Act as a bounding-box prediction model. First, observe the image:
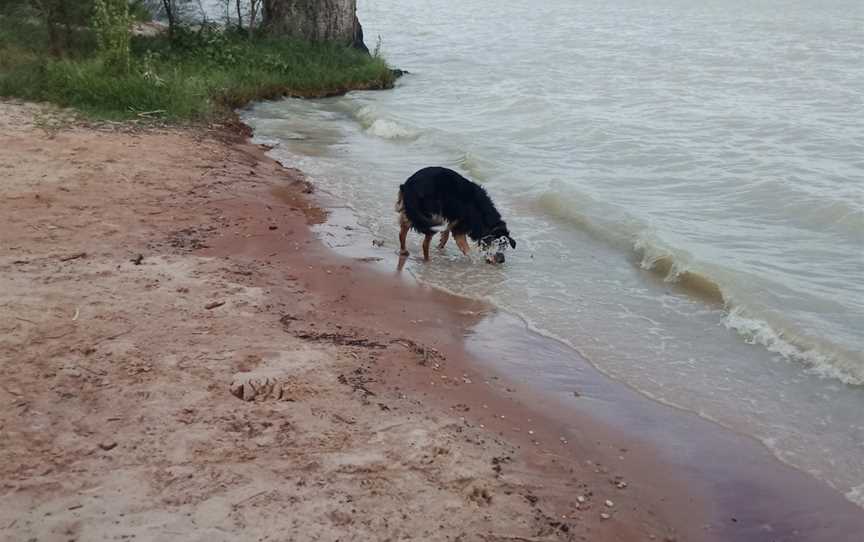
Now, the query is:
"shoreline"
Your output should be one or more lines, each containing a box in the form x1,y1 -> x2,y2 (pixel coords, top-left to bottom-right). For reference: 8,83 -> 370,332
1,100 -> 861,541
0,100 -> 683,541
201,139 -> 704,539
295,148 -> 864,541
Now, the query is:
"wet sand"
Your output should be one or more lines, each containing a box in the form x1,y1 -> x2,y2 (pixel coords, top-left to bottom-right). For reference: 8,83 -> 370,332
1,100 -> 861,541
306,181 -> 864,542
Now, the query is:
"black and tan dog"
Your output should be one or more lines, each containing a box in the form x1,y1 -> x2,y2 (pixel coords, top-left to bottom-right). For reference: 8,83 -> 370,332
396,167 -> 516,262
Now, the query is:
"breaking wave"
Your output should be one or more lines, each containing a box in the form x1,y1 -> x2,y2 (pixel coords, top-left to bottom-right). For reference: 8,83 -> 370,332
366,118 -> 420,140
352,105 -> 420,141
536,189 -> 864,386
847,485 -> 864,508
723,308 -> 864,386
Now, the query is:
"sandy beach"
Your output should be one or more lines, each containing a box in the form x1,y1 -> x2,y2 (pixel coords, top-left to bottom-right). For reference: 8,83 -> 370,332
0,100 -> 691,542
2,100 -> 863,542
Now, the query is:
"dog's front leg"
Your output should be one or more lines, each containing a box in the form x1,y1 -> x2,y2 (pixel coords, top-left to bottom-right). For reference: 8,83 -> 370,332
437,230 -> 450,250
422,233 -> 433,261
399,222 -> 410,256
454,234 -> 471,256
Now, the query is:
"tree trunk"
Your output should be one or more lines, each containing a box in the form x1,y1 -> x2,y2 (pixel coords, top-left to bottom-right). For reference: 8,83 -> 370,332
34,0 -> 65,56
248,0 -> 262,36
262,0 -> 368,52
161,0 -> 176,39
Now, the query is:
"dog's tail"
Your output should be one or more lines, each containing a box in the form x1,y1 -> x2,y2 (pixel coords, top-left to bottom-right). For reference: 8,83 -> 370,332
397,184 -> 438,235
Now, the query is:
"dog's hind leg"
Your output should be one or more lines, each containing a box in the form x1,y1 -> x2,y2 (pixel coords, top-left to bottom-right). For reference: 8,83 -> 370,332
454,233 -> 471,256
422,233 -> 433,261
399,222 -> 410,256
437,230 -> 450,250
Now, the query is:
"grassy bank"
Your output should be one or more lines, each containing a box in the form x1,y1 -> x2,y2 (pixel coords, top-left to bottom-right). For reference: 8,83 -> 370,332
0,17 -> 394,121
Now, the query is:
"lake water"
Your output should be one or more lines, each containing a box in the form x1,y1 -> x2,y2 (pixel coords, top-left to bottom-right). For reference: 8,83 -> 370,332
239,0 -> 864,506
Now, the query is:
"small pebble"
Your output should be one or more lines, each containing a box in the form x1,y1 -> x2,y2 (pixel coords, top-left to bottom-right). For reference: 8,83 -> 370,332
605,500 -> 614,508
600,513 -> 611,520
576,495 -> 586,503
616,481 -> 628,489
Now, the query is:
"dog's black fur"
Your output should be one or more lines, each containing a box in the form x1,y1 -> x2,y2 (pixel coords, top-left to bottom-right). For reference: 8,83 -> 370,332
397,167 -> 515,256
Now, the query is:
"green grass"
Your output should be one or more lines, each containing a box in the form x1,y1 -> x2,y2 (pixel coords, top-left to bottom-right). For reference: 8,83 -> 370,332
0,18 -> 394,121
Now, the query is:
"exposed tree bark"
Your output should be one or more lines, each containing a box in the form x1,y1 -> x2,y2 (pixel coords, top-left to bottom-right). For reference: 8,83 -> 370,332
262,0 -> 368,52
248,0 -> 261,35
161,0 -> 176,38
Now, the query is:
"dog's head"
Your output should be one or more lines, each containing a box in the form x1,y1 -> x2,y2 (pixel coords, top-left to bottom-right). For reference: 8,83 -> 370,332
480,221 -> 516,249
479,222 -> 516,265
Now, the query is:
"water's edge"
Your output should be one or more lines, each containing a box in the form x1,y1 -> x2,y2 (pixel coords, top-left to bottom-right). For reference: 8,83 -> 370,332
292,155 -> 863,513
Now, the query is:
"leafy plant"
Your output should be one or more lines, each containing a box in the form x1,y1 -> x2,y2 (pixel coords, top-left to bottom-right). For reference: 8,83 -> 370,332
0,12 -> 394,122
92,0 -> 131,73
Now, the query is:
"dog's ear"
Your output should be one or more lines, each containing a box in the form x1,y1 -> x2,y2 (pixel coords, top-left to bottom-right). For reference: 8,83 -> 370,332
507,235 -> 516,249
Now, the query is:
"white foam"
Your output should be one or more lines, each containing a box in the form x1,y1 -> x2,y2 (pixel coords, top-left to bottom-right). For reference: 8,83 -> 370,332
352,105 -> 420,141
723,307 -> 864,386
366,118 -> 419,141
845,484 -> 864,508
631,231 -> 864,388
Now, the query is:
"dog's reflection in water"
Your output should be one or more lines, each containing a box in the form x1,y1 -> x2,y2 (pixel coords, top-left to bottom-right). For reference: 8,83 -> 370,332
396,167 -> 515,263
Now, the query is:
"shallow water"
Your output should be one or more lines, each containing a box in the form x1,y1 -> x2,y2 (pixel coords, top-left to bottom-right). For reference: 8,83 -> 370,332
240,0 -> 864,505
